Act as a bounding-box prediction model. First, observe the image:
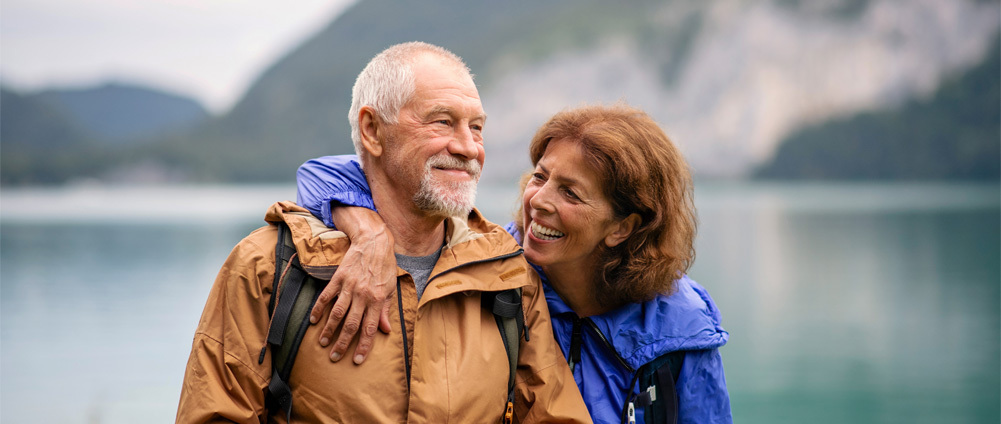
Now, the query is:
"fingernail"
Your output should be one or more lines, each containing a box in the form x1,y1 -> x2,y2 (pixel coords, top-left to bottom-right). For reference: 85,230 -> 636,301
330,352 -> 341,362
320,337 -> 329,346
310,315 -> 317,324
354,354 -> 365,364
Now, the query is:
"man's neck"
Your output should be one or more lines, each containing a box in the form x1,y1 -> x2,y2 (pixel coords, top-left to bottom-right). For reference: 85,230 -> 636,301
369,177 -> 447,257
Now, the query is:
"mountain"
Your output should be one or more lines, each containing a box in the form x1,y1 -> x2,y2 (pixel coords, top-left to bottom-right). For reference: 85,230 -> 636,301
156,0 -> 625,182
754,36 -> 1000,180
0,83 -> 209,184
159,0 -> 999,184
1,87 -> 110,184
475,0 -> 1001,180
33,82 -> 209,144
1,87 -> 88,149
3,0 -> 999,185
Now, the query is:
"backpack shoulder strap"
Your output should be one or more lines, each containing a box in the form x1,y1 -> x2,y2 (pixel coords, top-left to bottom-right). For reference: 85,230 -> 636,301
626,350 -> 686,424
483,288 -> 527,424
269,221 -> 296,314
259,222 -> 330,422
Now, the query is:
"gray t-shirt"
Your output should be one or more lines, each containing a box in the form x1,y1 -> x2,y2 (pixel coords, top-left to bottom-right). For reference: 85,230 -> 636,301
395,246 -> 443,300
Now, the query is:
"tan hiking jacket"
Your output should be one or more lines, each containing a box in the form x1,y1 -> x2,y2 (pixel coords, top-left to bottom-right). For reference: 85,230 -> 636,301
176,201 -> 590,423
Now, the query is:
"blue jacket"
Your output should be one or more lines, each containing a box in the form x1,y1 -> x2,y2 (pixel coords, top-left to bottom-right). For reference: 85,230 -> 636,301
297,155 -> 733,424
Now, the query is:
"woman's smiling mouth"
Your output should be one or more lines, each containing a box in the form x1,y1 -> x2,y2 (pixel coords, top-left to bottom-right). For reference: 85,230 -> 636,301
530,221 -> 565,240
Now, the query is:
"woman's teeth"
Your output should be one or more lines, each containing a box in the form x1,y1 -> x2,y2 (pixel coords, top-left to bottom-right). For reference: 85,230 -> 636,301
530,222 -> 565,241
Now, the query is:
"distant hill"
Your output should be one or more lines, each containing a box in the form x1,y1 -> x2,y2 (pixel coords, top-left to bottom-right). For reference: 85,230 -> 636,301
754,36 -> 1000,180
154,0 -> 1000,184
0,83 -> 209,184
153,0 -> 615,182
1,87 -> 88,149
2,0 -> 999,185
1,87 -> 111,184
33,82 -> 209,144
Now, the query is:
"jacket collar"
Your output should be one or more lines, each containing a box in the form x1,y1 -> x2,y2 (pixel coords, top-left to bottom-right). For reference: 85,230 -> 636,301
580,276 -> 729,370
266,201 -> 532,303
542,274 -> 729,370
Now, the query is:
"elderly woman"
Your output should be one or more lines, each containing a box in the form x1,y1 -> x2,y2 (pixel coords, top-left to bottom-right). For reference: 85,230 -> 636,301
296,104 -> 732,423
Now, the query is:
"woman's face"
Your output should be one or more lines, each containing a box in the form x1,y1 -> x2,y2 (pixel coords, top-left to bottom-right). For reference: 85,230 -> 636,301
521,138 -> 631,271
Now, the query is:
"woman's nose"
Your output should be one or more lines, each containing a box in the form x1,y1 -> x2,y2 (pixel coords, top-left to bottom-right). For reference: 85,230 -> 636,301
529,184 -> 555,213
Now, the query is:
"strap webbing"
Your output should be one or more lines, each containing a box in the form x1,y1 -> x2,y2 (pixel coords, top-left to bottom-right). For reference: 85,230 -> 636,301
654,361 -> 679,424
484,289 -> 524,423
266,260 -> 307,346
270,223 -> 295,313
263,222 -> 331,421
266,369 -> 294,423
620,351 -> 685,424
492,289 -> 528,340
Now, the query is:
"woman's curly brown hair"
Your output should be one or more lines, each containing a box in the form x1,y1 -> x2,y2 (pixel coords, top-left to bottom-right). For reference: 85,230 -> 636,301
520,104 -> 697,308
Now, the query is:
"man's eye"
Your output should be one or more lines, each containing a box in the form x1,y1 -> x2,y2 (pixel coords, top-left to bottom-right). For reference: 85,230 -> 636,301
471,124 -> 483,132
436,119 -> 451,126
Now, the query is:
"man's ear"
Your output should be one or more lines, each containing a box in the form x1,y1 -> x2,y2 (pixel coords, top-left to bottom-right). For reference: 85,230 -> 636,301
604,213 -> 641,248
358,106 -> 384,157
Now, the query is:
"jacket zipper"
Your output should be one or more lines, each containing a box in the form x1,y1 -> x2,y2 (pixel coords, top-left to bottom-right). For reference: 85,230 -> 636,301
397,279 -> 410,391
584,319 -> 646,424
584,318 -> 635,373
396,248 -> 523,390
567,317 -> 635,375
584,318 -> 650,424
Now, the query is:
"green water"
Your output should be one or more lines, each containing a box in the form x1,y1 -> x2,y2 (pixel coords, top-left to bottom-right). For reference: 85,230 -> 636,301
691,183 -> 1000,423
1,182 -> 998,423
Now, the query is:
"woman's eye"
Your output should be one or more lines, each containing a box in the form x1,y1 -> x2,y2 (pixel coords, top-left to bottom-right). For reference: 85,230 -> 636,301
531,172 -> 545,181
562,187 -> 580,201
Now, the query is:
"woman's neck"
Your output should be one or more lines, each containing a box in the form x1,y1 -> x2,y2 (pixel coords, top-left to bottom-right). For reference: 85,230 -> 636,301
543,262 -> 612,318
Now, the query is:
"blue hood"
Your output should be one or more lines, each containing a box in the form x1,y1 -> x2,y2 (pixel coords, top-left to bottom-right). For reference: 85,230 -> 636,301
561,275 -> 728,370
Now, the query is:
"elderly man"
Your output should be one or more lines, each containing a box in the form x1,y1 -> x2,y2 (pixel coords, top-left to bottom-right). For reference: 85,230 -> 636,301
176,42 -> 590,423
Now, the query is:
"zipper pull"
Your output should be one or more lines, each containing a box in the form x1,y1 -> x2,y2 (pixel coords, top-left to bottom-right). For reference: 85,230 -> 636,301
627,401 -> 636,424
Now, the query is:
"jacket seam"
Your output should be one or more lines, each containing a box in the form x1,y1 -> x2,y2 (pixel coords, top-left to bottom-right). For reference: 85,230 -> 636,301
193,330 -> 269,384
239,231 -> 277,265
693,283 -> 726,332
513,360 -> 567,386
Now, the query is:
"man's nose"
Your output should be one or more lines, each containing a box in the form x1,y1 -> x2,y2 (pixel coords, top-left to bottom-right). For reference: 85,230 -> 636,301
448,125 -> 479,160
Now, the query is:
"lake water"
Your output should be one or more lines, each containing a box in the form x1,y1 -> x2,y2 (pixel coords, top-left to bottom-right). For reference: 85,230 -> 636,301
1,182 -> 998,423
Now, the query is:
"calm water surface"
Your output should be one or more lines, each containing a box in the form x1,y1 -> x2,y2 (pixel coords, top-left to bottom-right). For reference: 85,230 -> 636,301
1,182 -> 998,423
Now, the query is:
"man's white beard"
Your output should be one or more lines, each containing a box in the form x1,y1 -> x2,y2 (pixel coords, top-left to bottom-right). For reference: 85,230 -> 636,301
413,154 -> 481,217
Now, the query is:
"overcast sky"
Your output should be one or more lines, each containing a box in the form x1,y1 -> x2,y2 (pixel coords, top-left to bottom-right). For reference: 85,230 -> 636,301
1,0 -> 356,113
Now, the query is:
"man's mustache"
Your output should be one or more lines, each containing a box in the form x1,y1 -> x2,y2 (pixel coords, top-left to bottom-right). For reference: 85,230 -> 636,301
426,155 -> 481,178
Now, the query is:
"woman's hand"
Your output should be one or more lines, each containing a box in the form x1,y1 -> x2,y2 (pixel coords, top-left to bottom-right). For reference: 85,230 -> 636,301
309,205 -> 396,364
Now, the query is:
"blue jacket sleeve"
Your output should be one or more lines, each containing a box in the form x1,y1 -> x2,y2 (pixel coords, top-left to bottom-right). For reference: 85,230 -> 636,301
677,348 -> 732,424
296,155 -> 376,228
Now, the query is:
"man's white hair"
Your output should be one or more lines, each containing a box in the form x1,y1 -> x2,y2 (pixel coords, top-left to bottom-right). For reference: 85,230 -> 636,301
348,42 -> 471,155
